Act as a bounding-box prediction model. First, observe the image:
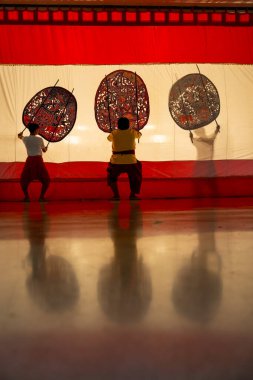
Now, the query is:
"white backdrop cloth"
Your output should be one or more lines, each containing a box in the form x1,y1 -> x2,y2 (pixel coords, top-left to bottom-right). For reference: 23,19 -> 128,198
0,63 -> 253,163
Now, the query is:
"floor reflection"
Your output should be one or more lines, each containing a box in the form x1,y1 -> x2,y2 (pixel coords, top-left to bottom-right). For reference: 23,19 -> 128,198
1,200 -> 253,379
98,201 -> 152,323
23,203 -> 80,312
172,207 -> 222,323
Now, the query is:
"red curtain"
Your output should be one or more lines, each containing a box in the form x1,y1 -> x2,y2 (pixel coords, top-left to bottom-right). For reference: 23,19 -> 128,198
1,24 -> 253,64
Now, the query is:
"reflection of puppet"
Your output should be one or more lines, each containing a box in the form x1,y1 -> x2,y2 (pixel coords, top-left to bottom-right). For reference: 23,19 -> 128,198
98,202 -> 152,323
172,210 -> 222,323
23,203 -> 79,312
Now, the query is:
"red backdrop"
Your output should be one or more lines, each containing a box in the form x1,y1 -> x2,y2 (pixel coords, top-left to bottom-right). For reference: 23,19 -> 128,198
1,25 -> 253,64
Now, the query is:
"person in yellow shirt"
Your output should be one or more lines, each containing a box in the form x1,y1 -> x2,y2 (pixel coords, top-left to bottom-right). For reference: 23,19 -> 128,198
107,117 -> 142,200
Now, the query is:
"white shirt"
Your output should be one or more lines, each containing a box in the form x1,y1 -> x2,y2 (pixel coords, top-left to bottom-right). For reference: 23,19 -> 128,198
22,135 -> 45,156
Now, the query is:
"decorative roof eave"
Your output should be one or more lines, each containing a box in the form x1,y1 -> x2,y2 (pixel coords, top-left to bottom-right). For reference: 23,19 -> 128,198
1,0 -> 253,8
1,2 -> 253,26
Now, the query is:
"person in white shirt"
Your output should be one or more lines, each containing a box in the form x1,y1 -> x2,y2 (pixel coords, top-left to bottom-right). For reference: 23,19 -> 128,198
18,123 -> 50,202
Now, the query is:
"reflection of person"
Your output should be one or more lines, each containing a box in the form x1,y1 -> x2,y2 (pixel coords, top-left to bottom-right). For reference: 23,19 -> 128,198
23,203 -> 79,312
107,117 -> 142,200
18,123 -> 50,202
98,202 -> 152,323
172,209 -> 222,323
190,124 -> 220,161
190,125 -> 220,196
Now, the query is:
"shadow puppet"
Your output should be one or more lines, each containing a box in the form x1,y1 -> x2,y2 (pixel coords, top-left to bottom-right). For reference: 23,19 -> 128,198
23,203 -> 79,312
98,201 -> 152,323
169,70 -> 221,198
172,208 -> 222,323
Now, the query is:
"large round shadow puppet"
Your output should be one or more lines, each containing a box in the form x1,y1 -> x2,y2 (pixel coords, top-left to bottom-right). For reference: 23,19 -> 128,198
169,72 -> 220,130
95,70 -> 150,132
22,82 -> 77,143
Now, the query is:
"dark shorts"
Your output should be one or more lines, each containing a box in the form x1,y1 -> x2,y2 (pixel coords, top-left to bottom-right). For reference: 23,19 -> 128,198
107,161 -> 142,194
21,156 -> 50,185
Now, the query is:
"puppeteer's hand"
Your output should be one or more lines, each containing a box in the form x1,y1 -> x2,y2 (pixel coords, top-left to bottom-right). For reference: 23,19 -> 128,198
216,124 -> 221,133
189,131 -> 194,143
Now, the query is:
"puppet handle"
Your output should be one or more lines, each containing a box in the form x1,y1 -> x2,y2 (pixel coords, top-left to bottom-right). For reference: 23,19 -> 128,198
46,88 -> 74,148
196,64 -> 220,128
135,72 -> 139,131
105,75 -> 112,132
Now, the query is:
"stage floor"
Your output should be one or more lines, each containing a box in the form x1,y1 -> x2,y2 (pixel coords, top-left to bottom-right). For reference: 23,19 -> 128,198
0,198 -> 253,380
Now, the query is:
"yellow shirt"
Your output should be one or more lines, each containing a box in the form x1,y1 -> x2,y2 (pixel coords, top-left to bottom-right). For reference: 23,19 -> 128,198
107,129 -> 142,164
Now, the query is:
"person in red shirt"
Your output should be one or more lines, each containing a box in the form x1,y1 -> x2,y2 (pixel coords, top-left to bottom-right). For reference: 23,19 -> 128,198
107,117 -> 142,200
18,123 -> 50,202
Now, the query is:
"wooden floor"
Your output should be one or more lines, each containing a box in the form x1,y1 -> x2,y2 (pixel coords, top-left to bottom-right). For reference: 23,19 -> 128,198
0,198 -> 253,380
